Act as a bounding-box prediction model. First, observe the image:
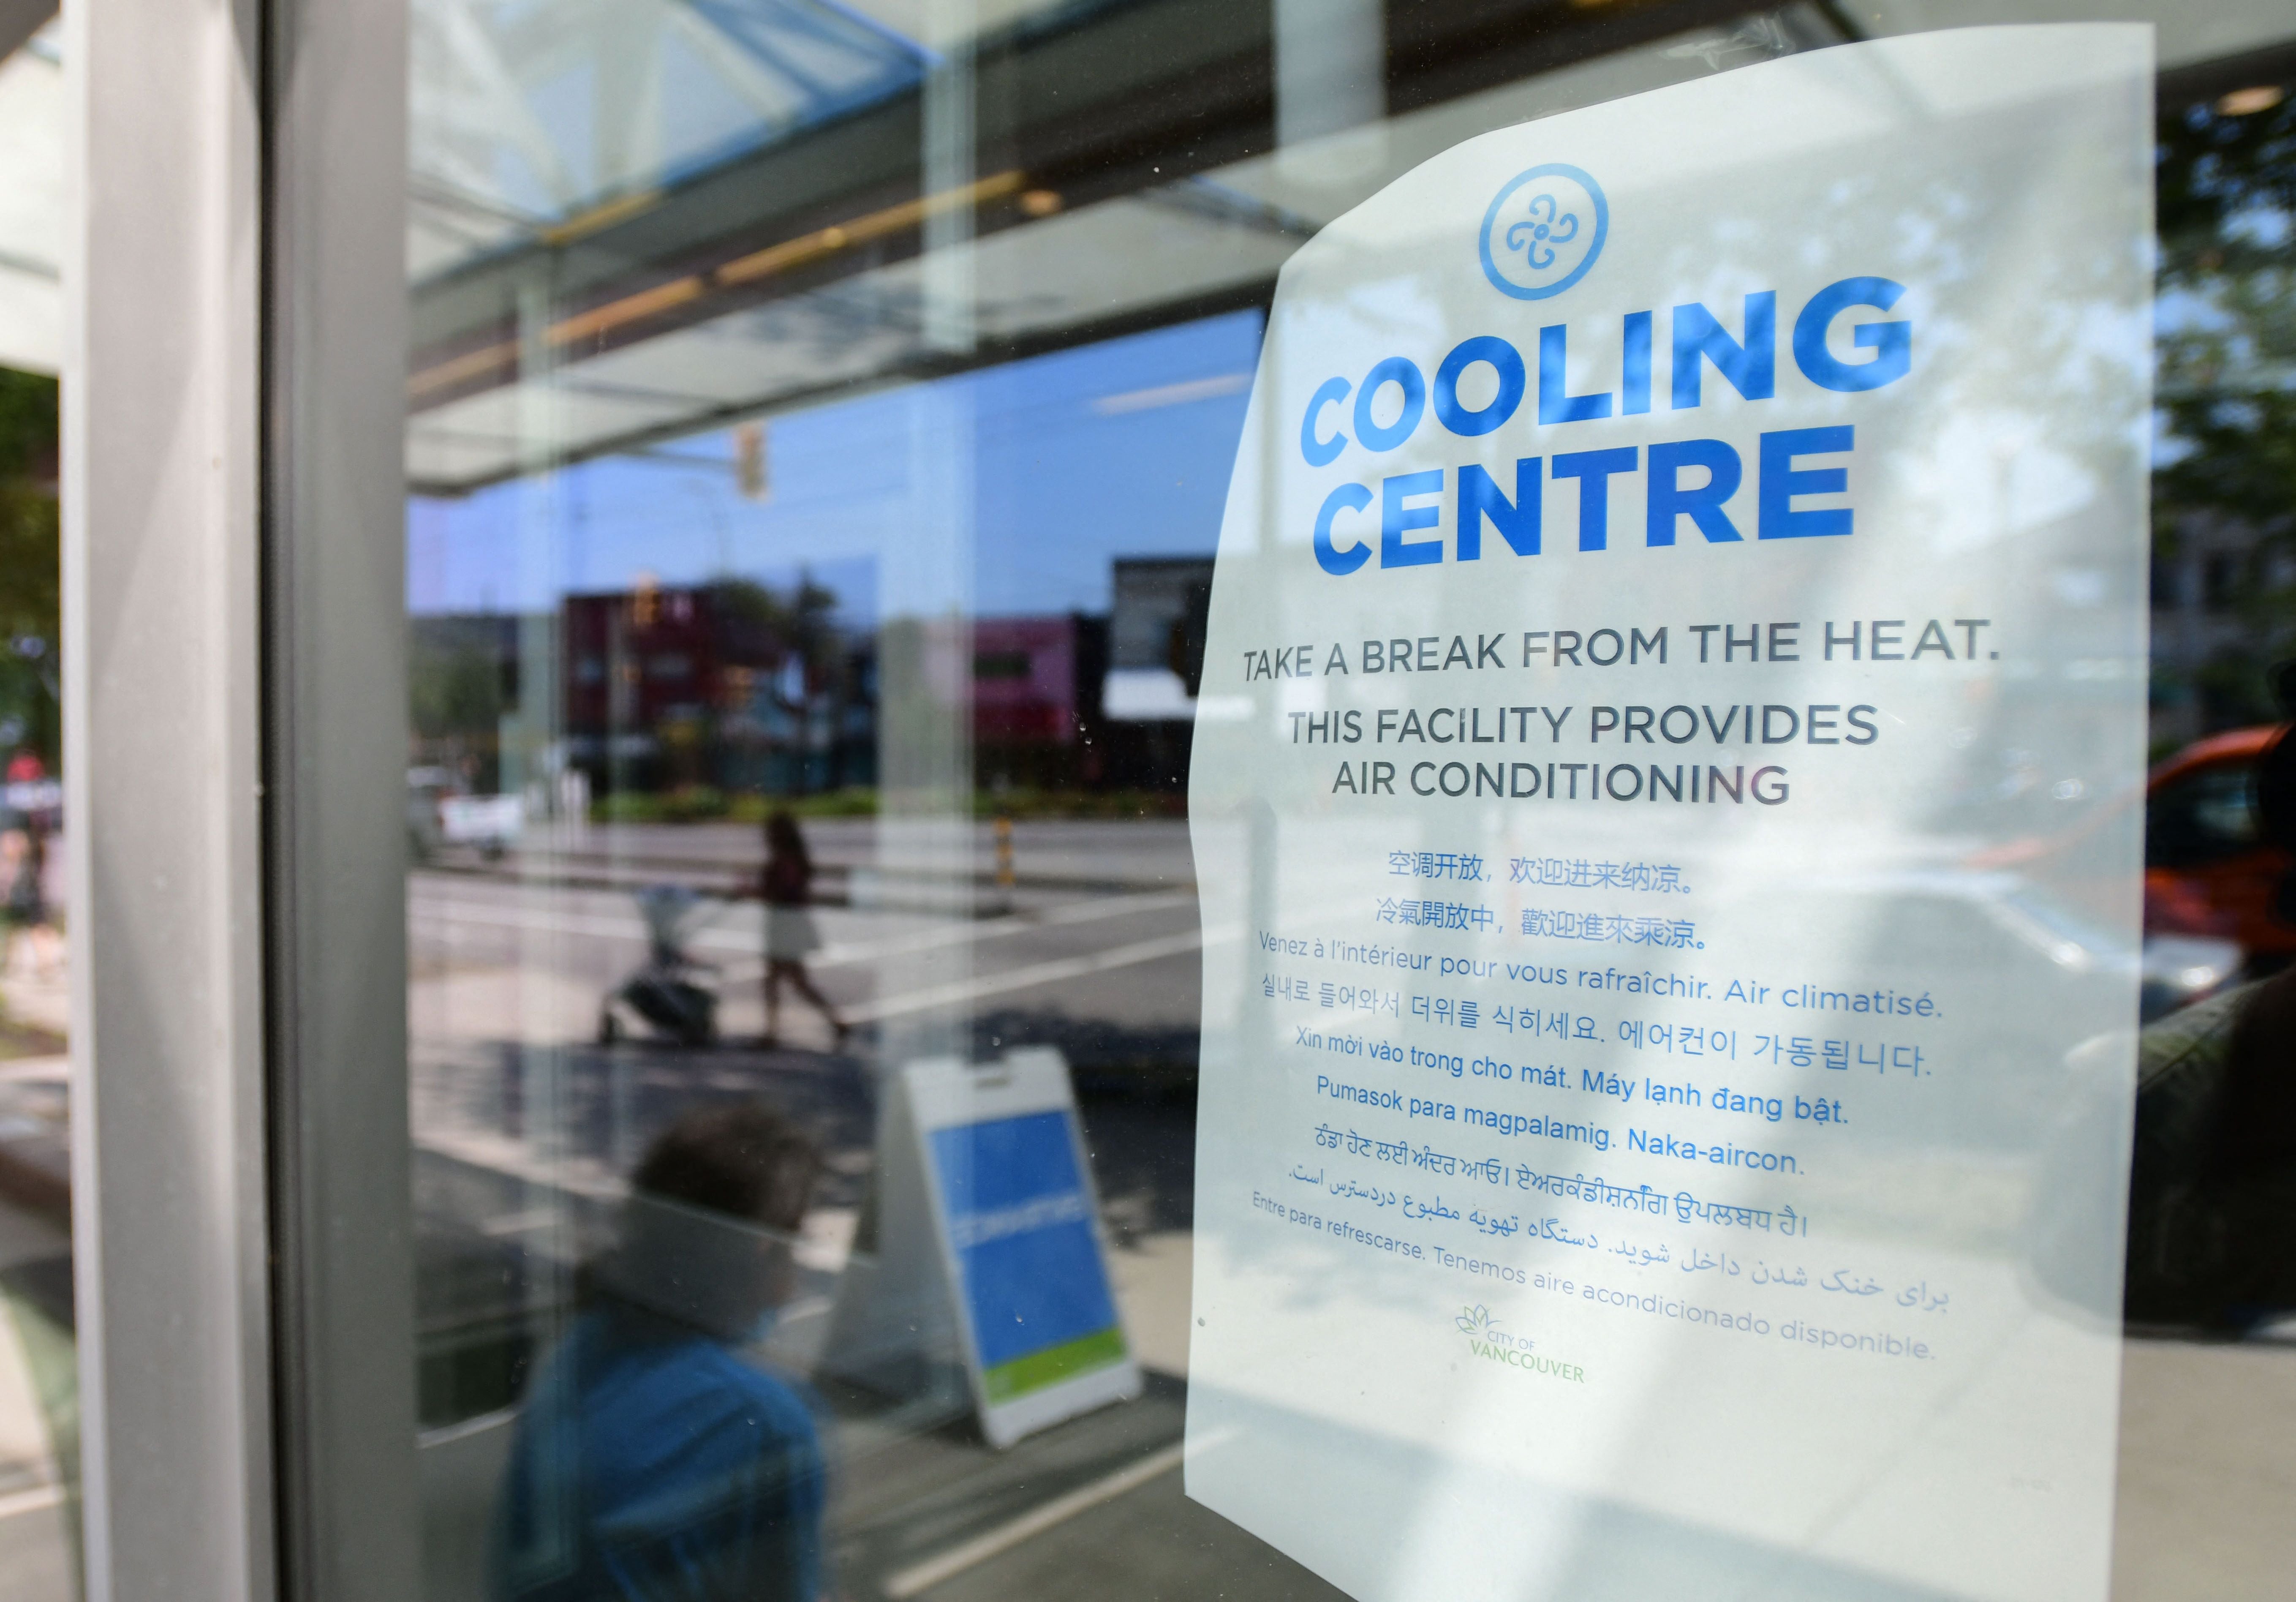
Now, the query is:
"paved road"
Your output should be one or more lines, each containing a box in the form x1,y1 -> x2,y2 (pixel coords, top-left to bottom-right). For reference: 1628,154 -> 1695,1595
409,821 -> 1252,1599
408,815 -> 1216,1215
403,820 -> 2296,1602
410,856 -> 1212,1065
430,816 -> 1200,898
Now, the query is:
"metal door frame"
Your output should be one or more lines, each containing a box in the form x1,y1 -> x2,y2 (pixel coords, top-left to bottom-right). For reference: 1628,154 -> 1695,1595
63,0 -> 416,1594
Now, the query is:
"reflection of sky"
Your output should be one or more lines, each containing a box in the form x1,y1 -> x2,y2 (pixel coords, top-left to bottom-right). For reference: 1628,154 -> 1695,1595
406,308 -> 1262,622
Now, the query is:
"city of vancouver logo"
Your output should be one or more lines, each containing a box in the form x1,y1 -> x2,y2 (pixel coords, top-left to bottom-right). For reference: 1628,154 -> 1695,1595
1453,1303 -> 1591,1384
1455,1304 -> 1507,1338
1478,163 -> 1607,300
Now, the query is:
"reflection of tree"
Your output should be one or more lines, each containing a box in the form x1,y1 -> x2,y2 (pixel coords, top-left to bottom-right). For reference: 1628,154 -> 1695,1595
703,573 -> 873,800
409,618 -> 515,788
0,372 -> 58,769
703,573 -> 844,695
2155,93 -> 2296,724
2158,92 -> 2296,296
410,638 -> 509,743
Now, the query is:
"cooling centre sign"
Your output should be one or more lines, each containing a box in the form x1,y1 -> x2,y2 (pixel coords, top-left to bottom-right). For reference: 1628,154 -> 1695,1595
1300,169 -> 1916,585
1185,27 -> 2152,1602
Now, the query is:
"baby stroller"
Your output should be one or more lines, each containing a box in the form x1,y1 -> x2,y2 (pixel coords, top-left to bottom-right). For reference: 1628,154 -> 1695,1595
598,884 -> 720,1047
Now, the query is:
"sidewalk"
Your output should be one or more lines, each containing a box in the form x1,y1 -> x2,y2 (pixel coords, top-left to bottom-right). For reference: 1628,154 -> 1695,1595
0,963 -> 60,1058
0,959 -> 75,1600
0,963 -> 65,1222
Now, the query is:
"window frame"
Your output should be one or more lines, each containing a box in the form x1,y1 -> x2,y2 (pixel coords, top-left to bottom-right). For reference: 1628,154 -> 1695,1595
65,0 -> 418,1594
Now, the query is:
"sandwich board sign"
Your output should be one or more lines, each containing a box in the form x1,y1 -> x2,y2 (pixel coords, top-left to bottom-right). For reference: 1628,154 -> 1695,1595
825,1047 -> 1141,1447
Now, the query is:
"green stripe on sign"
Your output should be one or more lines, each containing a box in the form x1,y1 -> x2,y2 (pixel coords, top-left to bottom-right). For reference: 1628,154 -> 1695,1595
981,1327 -> 1128,1403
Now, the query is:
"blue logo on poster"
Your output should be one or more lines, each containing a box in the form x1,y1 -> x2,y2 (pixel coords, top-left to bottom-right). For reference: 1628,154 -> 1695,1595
1479,164 -> 1607,300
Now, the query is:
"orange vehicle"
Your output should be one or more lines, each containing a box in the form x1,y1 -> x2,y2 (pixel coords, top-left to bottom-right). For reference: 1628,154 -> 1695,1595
2144,725 -> 2296,961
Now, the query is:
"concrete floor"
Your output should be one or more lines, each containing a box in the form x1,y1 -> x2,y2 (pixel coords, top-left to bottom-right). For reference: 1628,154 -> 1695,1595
0,959 -> 76,1602
5,819 -> 2296,1600
2112,1336 -> 2296,1601
403,824 -> 2296,1602
0,1190 -> 73,1602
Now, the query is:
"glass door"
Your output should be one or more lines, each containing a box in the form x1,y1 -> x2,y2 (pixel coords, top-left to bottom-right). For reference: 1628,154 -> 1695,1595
351,3 -> 2296,1598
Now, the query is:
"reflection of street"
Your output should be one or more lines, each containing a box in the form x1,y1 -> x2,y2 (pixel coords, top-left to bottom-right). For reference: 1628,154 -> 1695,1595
409,818 -> 1325,1600
0,957 -> 73,1602
2116,1336 -> 2296,1599
412,817 -> 1213,1063
0,1188 -> 72,1602
405,820 -> 1219,1350
407,819 -> 2296,1602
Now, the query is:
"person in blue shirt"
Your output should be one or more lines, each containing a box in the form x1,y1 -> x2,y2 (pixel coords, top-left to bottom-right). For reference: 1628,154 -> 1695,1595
493,1103 -> 830,1601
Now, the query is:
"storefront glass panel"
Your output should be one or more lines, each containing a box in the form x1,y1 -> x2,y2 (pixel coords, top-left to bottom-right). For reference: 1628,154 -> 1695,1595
396,5 -> 2296,1599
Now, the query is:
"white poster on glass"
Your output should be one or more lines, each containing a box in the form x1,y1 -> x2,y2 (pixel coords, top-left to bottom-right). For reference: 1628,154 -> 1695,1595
1184,26 -> 2151,1602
